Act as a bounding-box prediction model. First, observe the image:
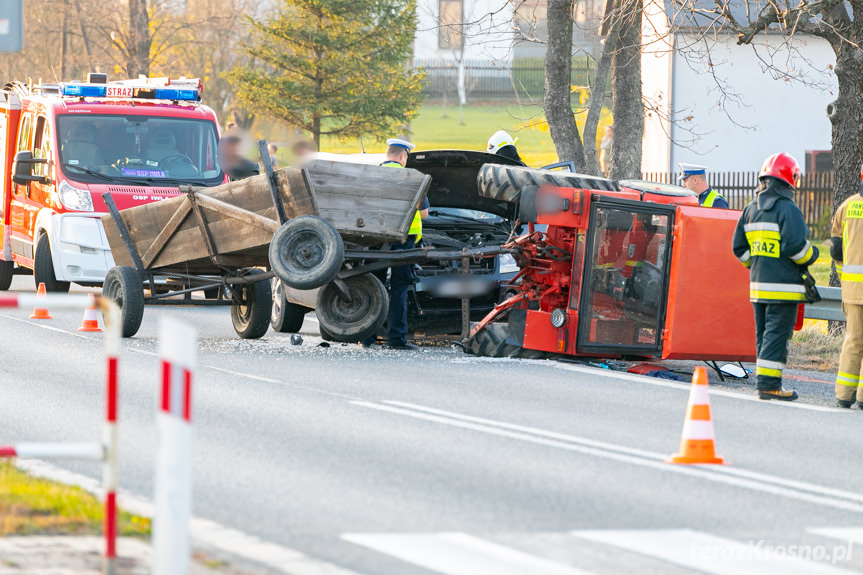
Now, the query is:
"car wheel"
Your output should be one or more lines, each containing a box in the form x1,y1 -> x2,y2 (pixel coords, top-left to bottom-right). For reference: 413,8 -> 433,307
34,234 -> 70,293
0,260 -> 12,291
270,278 -> 310,333
230,268 -> 272,339
102,266 -> 145,338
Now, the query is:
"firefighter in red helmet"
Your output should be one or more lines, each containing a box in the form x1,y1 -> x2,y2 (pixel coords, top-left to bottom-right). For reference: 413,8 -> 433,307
732,153 -> 819,401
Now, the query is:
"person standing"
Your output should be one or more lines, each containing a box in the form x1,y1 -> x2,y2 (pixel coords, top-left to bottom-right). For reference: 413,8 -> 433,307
361,138 -> 429,350
830,166 -> 863,408
679,163 -> 729,208
487,130 -> 526,166
732,153 -> 819,401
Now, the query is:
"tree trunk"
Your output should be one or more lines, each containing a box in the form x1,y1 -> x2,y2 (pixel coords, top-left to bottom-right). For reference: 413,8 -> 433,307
74,0 -> 94,72
582,36 -> 614,176
543,0 -> 585,169
59,0 -> 68,80
127,0 -> 151,77
610,0 -> 643,179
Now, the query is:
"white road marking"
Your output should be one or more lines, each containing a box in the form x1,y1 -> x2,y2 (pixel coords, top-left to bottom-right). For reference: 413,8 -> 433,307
547,361 -> 842,412
572,529 -> 856,575
16,459 -> 360,575
352,401 -> 863,513
384,401 -> 863,504
342,532 -> 595,575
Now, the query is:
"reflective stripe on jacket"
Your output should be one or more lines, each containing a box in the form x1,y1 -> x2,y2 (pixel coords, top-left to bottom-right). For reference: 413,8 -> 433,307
381,160 -> 422,240
831,194 -> 863,303
700,188 -> 728,208
732,178 -> 819,303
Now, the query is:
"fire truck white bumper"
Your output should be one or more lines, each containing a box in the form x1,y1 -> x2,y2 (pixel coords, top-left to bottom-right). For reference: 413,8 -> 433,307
47,212 -> 115,284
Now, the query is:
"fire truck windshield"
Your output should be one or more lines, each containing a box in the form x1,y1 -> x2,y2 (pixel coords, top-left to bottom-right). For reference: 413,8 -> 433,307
56,114 -> 223,185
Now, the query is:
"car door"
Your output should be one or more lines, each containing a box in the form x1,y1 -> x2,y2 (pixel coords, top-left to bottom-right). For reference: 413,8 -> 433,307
9,112 -> 33,262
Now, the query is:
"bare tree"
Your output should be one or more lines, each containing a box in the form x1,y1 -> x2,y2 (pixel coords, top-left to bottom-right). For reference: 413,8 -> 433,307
609,0 -> 643,179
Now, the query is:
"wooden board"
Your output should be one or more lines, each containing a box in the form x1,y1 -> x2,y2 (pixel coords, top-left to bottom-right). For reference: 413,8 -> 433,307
303,159 -> 431,244
102,168 -> 316,271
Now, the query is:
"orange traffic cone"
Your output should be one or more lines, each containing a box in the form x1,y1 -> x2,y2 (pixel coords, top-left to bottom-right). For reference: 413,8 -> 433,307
29,282 -> 53,320
667,366 -> 725,465
77,297 -> 102,332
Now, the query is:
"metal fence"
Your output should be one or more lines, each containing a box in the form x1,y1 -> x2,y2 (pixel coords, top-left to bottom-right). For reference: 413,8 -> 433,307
643,171 -> 835,238
415,58 -> 596,100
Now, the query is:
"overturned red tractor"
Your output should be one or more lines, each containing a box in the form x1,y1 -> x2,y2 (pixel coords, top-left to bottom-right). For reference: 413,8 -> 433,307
467,166 -> 757,362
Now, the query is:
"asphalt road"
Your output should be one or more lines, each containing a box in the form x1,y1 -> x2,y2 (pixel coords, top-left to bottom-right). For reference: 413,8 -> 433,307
2,275 -> 862,575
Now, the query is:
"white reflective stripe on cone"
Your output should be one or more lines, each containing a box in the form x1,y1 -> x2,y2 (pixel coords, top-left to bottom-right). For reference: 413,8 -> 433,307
680,419 -> 716,441
690,385 -> 711,405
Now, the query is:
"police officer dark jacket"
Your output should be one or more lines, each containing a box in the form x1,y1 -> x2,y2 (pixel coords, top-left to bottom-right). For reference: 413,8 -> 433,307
732,169 -> 819,302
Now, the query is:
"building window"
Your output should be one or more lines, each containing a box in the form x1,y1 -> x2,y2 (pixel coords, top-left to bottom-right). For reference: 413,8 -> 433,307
439,0 -> 463,50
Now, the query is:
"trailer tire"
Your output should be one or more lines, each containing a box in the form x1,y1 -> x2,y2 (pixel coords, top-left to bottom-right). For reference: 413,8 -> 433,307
102,266 -> 145,338
315,274 -> 387,343
468,323 -> 547,359
34,234 -> 70,293
0,260 -> 12,291
270,278 -> 310,333
477,164 -> 618,204
269,216 -> 344,290
230,268 -> 272,339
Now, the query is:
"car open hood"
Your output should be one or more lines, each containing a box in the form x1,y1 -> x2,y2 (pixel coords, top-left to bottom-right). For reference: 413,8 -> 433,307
407,150 -> 522,219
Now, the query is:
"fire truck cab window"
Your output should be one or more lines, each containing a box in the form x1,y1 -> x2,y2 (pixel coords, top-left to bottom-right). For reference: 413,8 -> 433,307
578,202 -> 673,353
56,114 -> 222,185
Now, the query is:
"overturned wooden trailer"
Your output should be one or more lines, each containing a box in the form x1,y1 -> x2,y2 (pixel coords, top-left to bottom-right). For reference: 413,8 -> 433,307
101,154 -> 433,340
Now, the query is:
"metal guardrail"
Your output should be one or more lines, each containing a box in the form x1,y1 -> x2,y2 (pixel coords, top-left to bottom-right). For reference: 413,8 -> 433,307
804,286 -> 844,322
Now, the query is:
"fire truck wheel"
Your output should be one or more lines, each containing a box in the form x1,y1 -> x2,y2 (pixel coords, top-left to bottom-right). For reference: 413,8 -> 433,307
477,164 -> 618,203
269,216 -> 344,290
230,269 -> 272,339
315,274 -> 387,343
0,260 -> 12,291
102,266 -> 145,338
34,234 -> 70,293
468,323 -> 547,359
270,278 -> 310,333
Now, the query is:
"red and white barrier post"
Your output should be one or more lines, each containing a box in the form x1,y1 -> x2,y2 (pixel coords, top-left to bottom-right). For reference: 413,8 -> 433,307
0,293 -> 121,575
152,316 -> 197,575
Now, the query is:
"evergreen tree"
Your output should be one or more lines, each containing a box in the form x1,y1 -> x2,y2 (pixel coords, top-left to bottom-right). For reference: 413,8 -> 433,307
229,0 -> 424,147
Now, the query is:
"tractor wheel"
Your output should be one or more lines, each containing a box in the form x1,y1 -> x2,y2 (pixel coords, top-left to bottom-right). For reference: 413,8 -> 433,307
468,323 -> 547,359
270,278 -> 310,333
269,216 -> 344,290
230,268 -> 272,339
315,274 -> 387,343
102,266 -> 145,338
34,234 -> 70,293
477,164 -> 618,204
0,260 -> 12,291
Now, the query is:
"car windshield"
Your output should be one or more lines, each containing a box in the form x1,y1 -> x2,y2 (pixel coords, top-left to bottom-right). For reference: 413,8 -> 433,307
430,207 -> 505,223
56,114 -> 222,185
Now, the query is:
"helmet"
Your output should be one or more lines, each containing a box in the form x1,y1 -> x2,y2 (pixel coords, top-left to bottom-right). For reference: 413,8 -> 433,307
487,130 -> 518,154
758,153 -> 800,188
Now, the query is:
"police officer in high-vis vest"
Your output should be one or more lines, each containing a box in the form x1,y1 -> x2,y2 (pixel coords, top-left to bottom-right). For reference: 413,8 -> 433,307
679,163 -> 728,208
830,165 -> 863,408
732,153 -> 819,401
361,138 -> 429,350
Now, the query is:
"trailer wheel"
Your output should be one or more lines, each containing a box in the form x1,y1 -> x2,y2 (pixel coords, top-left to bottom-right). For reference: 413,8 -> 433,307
0,260 -> 12,291
34,234 -> 70,293
315,274 -> 387,343
230,268 -> 272,339
468,323 -> 547,359
477,164 -> 618,203
270,278 -> 310,333
269,216 -> 344,290
102,266 -> 145,338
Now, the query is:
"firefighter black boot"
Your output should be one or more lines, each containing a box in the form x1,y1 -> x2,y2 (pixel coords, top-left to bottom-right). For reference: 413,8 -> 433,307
758,389 -> 799,401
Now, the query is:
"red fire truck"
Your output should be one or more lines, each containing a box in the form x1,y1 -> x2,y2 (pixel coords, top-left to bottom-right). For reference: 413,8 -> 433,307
0,74 -> 224,292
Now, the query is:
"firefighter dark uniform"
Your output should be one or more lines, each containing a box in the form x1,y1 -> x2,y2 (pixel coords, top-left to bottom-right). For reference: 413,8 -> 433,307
732,153 -> 818,401
830,169 -> 863,407
361,138 -> 428,350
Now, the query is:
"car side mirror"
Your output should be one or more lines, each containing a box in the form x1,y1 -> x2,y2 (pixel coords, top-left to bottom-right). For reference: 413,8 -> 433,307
12,150 -> 49,186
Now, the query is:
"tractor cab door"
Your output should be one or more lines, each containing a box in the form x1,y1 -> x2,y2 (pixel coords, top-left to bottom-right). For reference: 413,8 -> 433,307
576,197 -> 675,356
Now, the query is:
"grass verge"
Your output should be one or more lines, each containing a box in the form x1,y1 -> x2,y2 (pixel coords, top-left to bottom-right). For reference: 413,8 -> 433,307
789,321 -> 843,372
0,461 -> 150,537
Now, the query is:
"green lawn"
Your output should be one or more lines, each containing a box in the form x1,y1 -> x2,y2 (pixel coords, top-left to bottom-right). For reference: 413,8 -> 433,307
809,240 -> 835,285
317,102 -> 611,168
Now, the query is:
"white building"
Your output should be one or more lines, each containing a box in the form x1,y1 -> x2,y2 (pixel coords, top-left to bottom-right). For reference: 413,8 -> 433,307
414,0 -> 516,62
642,0 -> 837,173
